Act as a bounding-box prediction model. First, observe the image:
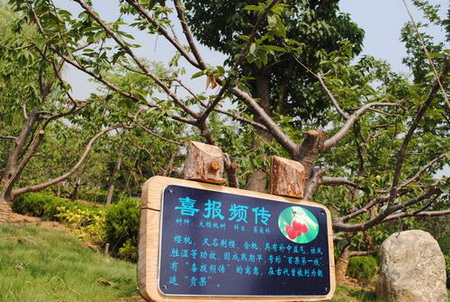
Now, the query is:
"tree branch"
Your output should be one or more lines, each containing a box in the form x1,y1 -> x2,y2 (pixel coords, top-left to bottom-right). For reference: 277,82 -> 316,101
134,121 -> 183,146
317,73 -> 349,120
400,153 -> 446,188
383,209 -> 450,222
323,102 -> 400,151
233,0 -> 280,71
124,0 -> 202,69
173,78 -> 268,131
334,187 -> 442,232
403,0 -> 450,109
389,58 -> 450,202
230,86 -> 297,155
321,176 -> 361,188
173,0 -> 207,69
73,0 -> 201,119
12,124 -> 124,197
304,169 -> 326,200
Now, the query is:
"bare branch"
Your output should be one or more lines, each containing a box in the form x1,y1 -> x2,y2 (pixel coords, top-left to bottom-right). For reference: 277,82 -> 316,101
334,187 -> 441,232
304,169 -> 326,200
0,136 -> 17,140
321,176 -> 361,189
347,250 -> 378,257
291,56 -> 350,120
383,209 -> 450,222
135,121 -> 183,146
400,154 -> 447,188
199,84 -> 229,122
323,102 -> 400,151
172,79 -> 268,131
61,55 -> 197,125
22,103 -> 29,120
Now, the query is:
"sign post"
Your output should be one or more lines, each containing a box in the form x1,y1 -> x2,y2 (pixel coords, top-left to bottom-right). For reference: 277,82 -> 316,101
138,176 -> 335,301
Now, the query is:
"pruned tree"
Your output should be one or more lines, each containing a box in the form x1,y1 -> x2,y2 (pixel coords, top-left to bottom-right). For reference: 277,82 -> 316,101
4,0 -> 449,245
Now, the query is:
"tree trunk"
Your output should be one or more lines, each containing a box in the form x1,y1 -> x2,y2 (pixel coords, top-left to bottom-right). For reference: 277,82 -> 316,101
0,109 -> 41,202
335,247 -> 377,284
69,174 -> 83,201
335,247 -> 352,284
246,70 -> 272,192
106,136 -> 125,205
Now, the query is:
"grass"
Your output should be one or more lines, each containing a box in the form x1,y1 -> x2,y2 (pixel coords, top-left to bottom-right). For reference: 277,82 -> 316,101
0,223 -> 138,302
330,285 -> 383,302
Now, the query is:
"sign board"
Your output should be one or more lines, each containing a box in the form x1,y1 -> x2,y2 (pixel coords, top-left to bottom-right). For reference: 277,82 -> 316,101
138,176 -> 335,302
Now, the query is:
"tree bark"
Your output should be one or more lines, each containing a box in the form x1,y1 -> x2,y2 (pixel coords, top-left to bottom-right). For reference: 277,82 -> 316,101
245,70 -> 272,192
295,129 -> 327,179
1,108 -> 40,186
6,125 -> 121,201
335,247 -> 377,284
1,109 -> 41,202
106,134 -> 125,205
69,173 -> 83,201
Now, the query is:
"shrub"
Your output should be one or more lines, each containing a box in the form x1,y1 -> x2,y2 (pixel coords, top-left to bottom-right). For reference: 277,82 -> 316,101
12,192 -> 70,220
347,255 -> 378,282
105,197 -> 140,262
56,206 -> 106,245
12,192 -> 101,221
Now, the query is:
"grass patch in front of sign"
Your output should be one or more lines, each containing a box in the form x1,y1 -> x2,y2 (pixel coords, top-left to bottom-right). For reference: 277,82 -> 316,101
0,224 -> 138,301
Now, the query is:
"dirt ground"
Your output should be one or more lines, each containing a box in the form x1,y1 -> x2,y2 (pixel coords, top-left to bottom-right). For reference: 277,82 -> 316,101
0,201 -> 64,230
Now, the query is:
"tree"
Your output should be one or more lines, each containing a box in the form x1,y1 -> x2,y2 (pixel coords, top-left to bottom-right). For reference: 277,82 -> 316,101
4,0 -> 449,241
0,3 -> 136,202
185,0 -> 364,123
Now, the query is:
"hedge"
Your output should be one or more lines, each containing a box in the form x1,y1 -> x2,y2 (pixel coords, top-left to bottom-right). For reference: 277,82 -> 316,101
12,192 -> 140,262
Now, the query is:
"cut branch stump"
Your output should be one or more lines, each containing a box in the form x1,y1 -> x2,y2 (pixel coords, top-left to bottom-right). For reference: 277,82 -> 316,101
183,141 -> 226,184
270,156 -> 305,199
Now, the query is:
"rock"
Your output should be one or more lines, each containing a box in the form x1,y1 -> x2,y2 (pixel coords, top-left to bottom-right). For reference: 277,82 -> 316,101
375,230 -> 448,302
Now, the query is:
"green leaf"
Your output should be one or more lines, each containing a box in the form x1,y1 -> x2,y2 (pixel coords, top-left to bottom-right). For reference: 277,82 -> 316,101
191,70 -> 205,79
249,43 -> 257,56
244,5 -> 263,11
429,52 -> 444,58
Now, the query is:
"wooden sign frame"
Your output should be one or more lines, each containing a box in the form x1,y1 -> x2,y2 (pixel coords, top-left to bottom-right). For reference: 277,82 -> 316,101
138,176 -> 335,301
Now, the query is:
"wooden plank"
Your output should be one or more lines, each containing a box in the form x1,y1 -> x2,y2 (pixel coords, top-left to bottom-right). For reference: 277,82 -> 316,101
138,176 -> 335,302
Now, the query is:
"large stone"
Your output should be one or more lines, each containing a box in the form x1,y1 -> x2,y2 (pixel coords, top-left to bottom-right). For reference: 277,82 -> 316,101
375,230 -> 447,302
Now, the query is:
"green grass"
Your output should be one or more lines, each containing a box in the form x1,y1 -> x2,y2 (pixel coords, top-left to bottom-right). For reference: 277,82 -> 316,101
0,224 -> 138,302
330,285 -> 383,302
